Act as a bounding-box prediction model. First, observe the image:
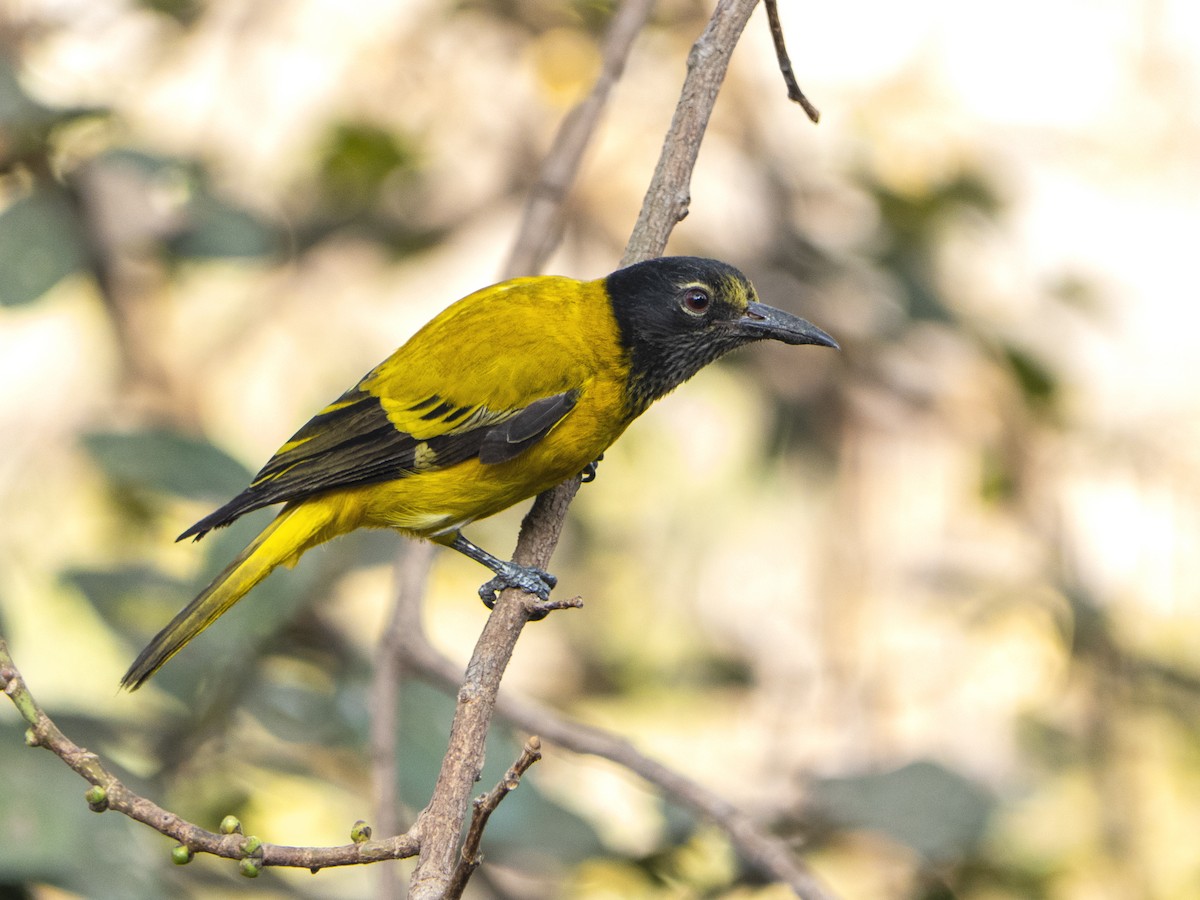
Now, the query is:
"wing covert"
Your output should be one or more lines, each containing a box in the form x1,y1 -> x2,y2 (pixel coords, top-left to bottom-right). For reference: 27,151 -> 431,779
178,385 -> 577,540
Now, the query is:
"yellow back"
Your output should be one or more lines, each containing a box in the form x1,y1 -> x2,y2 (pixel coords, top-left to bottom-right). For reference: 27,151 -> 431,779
363,276 -> 629,437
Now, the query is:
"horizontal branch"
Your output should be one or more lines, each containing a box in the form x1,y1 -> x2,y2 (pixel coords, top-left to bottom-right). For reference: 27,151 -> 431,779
0,636 -> 419,873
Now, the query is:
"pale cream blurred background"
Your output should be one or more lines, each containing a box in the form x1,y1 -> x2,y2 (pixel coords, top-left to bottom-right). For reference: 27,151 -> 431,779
1,1 -> 1198,898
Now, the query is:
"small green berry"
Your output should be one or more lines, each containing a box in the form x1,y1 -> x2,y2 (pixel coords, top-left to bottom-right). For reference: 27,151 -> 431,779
239,857 -> 262,878
219,815 -> 243,835
171,844 -> 194,865
85,785 -> 108,812
350,820 -> 372,843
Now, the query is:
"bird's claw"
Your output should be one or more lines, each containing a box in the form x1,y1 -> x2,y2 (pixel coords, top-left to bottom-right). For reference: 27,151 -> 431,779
478,562 -> 558,609
580,453 -> 604,483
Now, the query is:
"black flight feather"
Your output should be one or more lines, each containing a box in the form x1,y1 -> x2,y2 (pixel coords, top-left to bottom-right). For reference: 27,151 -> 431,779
179,386 -> 577,541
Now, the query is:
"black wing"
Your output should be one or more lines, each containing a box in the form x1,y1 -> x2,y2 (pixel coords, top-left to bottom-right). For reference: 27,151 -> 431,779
478,391 -> 580,463
179,386 -> 578,540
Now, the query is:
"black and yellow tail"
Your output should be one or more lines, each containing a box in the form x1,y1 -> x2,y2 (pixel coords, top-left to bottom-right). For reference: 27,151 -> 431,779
120,504 -> 333,690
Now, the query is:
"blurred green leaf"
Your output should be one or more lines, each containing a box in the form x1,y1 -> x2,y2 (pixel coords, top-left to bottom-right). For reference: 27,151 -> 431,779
317,122 -> 421,213
83,429 -> 252,501
85,149 -> 280,260
0,57 -> 106,169
0,723 -> 166,898
98,147 -> 184,178
863,167 -> 1006,325
0,57 -> 45,128
0,191 -> 89,307
873,170 -> 1003,246
135,0 -> 203,25
169,193 -> 280,260
1001,345 -> 1059,414
481,758 -> 605,867
64,565 -> 189,635
979,445 -> 1017,504
244,680 -> 362,747
809,760 -> 995,863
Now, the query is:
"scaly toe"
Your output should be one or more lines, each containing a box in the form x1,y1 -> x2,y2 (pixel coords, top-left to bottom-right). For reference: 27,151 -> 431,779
476,562 -> 556,608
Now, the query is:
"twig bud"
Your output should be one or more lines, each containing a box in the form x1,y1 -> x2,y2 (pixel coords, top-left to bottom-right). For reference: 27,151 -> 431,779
219,815 -> 243,835
239,857 -> 262,878
350,820 -> 372,843
171,844 -> 194,865
85,785 -> 109,812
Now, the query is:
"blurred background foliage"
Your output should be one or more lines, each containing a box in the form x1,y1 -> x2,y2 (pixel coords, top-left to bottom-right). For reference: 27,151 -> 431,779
1,0 -> 1199,898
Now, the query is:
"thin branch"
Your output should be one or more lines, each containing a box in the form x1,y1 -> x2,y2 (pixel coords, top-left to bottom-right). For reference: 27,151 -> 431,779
407,484 -> 581,900
503,0 -> 657,278
0,637 -> 419,871
446,736 -> 544,900
764,0 -> 820,123
624,0 -> 764,265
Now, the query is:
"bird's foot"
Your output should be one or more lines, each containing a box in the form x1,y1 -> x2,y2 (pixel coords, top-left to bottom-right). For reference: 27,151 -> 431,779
478,562 -> 558,608
580,453 -> 604,483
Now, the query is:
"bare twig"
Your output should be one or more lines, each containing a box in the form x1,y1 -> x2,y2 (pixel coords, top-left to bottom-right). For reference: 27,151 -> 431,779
0,636 -> 419,871
445,736 -> 544,899
765,0 -> 820,123
624,0 -> 763,265
504,0 -> 657,278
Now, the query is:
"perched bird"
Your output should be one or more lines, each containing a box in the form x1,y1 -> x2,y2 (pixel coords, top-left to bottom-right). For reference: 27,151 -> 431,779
121,256 -> 837,689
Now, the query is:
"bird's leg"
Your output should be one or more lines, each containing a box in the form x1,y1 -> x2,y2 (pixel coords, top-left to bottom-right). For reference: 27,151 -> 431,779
580,452 -> 604,483
449,532 -> 558,607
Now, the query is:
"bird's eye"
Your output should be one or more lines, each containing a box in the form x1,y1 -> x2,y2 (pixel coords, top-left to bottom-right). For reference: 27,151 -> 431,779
680,287 -> 711,316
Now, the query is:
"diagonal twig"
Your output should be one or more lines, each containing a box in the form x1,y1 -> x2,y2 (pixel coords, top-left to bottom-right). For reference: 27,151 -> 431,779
445,736 -> 544,899
765,0 -> 820,123
408,484 -> 581,899
624,0 -> 765,264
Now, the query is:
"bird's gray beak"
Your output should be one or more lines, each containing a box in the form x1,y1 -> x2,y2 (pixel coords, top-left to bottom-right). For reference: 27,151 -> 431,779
732,301 -> 839,349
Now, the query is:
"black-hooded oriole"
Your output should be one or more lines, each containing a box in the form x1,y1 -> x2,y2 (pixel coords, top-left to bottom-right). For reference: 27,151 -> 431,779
121,256 -> 836,689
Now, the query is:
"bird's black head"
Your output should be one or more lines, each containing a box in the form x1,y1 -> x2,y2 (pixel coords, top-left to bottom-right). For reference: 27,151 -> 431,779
605,256 -> 837,415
